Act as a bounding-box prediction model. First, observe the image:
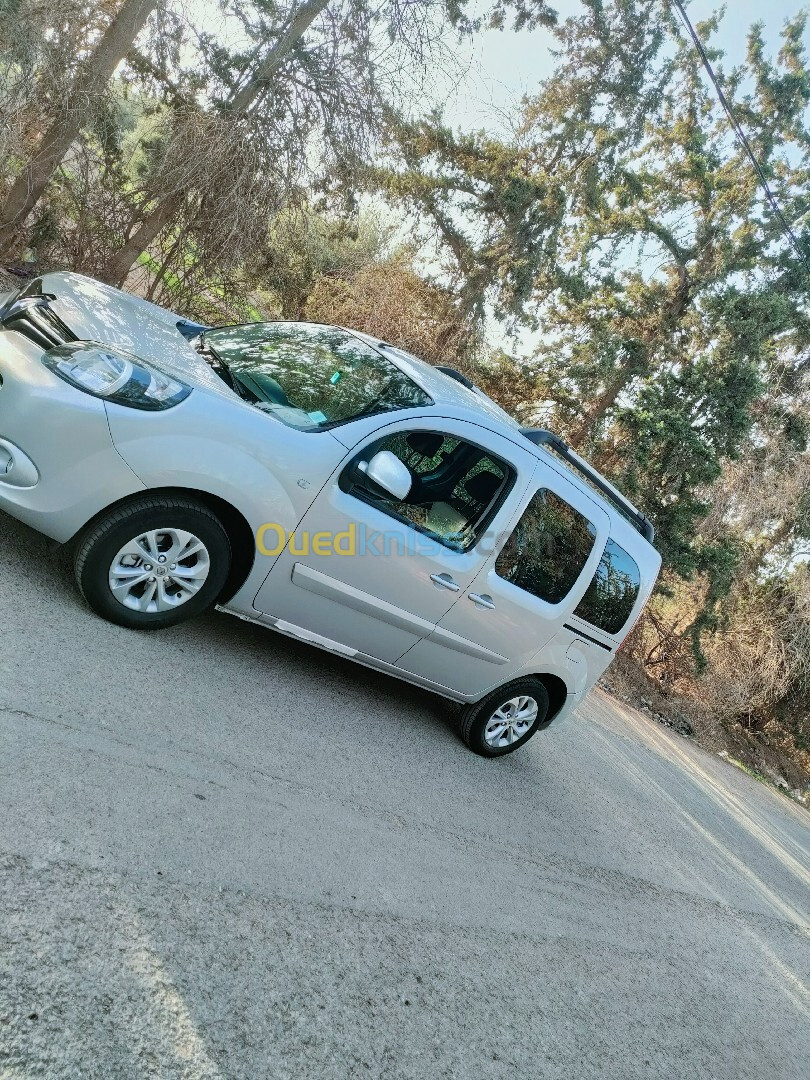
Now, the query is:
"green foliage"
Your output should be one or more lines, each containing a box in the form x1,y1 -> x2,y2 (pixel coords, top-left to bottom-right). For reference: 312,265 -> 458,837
250,207 -> 395,319
381,2 -> 810,665
378,1 -> 672,320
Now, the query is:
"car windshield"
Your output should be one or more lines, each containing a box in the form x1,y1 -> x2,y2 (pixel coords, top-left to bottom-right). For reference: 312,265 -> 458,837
201,322 -> 433,430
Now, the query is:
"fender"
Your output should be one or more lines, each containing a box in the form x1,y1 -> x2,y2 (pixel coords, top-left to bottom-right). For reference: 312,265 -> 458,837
103,390 -> 350,554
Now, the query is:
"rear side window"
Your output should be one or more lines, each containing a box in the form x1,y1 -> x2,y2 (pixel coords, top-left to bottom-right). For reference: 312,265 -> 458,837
574,538 -> 641,634
495,489 -> 596,604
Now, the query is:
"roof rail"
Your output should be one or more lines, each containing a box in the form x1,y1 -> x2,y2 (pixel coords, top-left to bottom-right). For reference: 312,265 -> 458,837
435,365 -> 475,390
521,428 -> 655,544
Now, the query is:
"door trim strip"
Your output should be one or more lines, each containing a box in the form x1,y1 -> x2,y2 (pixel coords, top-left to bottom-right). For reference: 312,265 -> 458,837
274,619 -> 358,656
291,562 -> 434,636
291,562 -> 507,664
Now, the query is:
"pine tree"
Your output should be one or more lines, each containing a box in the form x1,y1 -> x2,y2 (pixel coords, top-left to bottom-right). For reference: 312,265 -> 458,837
381,2 -> 810,624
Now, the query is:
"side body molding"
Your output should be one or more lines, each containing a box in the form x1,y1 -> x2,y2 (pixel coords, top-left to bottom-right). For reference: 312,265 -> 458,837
290,563 -> 507,665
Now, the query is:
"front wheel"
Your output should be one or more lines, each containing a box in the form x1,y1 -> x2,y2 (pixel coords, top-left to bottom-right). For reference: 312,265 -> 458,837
74,495 -> 232,630
459,679 -> 550,757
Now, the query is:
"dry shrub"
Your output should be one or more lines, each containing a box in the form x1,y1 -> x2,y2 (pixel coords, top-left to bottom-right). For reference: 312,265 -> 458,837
305,258 -> 476,365
697,573 -> 810,727
23,133 -> 135,274
622,569 -> 810,784
623,604 -> 696,691
462,353 -> 549,423
110,104 -> 297,296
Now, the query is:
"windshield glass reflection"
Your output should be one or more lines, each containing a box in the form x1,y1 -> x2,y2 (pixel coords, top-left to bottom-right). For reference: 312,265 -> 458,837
202,323 -> 433,430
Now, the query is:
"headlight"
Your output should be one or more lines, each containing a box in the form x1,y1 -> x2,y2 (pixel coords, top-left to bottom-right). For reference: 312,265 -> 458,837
42,342 -> 191,411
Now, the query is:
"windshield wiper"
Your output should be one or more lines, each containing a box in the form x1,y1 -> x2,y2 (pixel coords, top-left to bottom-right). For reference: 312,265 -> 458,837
192,334 -> 250,400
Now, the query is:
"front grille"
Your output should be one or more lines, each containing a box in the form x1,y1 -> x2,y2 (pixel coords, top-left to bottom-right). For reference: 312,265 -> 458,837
0,288 -> 76,350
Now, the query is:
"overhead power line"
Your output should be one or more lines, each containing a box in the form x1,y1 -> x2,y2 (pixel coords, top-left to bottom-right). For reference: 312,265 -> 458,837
670,0 -> 810,278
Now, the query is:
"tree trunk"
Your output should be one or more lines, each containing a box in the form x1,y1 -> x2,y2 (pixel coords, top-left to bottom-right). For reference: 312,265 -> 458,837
0,0 -> 158,257
103,192 -> 183,286
100,0 -> 332,284
567,376 -> 629,449
228,0 -> 331,114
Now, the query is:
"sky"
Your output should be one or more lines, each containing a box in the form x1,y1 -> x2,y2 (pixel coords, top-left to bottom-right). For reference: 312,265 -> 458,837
438,0 -> 809,134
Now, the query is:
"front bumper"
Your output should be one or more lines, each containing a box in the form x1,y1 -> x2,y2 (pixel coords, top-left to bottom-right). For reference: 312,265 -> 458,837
0,330 -> 144,542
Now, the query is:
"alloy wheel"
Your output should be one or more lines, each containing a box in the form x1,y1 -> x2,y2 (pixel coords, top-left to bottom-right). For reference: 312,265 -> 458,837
108,528 -> 210,613
483,695 -> 539,749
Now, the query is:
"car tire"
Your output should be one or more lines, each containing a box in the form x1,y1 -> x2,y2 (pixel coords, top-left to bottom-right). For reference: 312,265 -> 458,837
459,678 -> 550,757
74,495 -> 232,630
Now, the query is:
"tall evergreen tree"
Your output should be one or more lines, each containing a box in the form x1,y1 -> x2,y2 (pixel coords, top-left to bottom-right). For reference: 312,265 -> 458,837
380,2 -> 810,630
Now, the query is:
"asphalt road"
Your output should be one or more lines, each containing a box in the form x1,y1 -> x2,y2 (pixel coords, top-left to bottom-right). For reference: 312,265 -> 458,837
1,510 -> 809,1080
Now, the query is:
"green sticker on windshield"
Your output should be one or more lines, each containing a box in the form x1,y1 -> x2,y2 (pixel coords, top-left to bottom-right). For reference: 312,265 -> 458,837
330,371 -> 341,384
308,410 -> 328,423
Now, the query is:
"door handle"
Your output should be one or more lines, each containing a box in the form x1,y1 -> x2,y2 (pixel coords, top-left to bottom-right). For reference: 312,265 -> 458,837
468,592 -> 495,610
430,573 -> 460,592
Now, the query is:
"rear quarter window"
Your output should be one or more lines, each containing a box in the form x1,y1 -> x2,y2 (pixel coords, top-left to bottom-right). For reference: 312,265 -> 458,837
574,538 -> 641,635
495,489 -> 596,604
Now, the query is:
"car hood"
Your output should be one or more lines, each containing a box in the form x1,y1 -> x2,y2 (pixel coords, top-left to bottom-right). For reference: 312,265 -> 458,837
37,271 -> 235,397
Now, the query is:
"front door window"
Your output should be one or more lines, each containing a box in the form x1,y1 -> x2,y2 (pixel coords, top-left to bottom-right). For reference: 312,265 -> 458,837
343,430 -> 513,552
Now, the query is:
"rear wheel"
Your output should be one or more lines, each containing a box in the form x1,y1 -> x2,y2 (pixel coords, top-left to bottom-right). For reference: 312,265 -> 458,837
459,678 -> 550,757
75,496 -> 231,630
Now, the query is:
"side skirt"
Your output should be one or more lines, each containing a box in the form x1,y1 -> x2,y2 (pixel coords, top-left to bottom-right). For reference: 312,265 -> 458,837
215,604 -> 471,702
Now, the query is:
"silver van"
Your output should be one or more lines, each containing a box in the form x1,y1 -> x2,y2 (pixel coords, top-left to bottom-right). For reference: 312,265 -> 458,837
0,273 -> 661,755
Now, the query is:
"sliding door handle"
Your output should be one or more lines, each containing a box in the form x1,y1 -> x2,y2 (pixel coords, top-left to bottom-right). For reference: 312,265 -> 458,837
430,573 -> 460,592
468,593 -> 495,610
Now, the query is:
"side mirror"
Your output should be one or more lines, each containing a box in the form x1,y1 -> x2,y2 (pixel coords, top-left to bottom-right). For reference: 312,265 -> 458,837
357,450 -> 412,501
